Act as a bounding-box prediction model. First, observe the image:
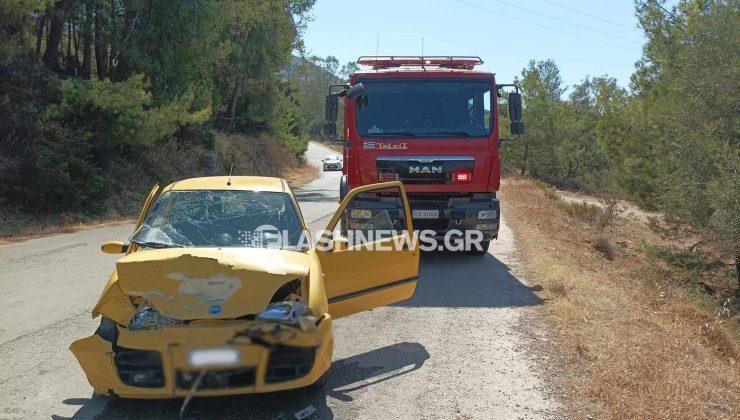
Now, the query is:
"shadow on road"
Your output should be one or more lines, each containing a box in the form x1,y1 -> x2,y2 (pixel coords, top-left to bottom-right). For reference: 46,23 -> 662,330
396,251 -> 543,308
293,189 -> 339,203
56,342 -> 429,420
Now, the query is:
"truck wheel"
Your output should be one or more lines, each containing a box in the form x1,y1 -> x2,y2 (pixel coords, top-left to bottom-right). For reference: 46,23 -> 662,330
469,240 -> 490,256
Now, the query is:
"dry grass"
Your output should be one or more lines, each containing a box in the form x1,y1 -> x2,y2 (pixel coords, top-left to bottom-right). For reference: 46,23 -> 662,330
213,132 -> 318,187
501,178 -> 738,419
313,138 -> 344,153
593,236 -> 616,260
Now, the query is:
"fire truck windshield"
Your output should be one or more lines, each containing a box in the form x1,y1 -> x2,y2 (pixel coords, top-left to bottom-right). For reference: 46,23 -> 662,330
356,79 -> 492,139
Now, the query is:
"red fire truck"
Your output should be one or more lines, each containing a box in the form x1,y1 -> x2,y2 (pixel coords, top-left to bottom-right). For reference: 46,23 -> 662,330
325,56 -> 524,255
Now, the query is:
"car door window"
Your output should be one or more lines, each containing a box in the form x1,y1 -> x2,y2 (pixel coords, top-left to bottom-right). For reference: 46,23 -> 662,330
333,187 -> 409,247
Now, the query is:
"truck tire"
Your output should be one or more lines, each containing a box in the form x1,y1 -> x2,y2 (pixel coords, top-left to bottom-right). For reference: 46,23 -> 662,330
469,239 -> 491,256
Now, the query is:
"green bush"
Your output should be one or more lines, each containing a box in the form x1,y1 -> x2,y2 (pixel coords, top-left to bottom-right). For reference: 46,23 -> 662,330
10,124 -> 111,212
43,74 -> 210,149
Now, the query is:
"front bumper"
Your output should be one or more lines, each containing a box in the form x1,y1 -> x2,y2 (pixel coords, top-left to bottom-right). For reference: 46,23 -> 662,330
70,317 -> 333,398
419,196 -> 500,240
346,193 -> 500,240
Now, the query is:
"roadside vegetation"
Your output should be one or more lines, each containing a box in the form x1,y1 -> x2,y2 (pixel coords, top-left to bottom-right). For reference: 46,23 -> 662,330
500,0 -> 738,287
502,178 -> 737,419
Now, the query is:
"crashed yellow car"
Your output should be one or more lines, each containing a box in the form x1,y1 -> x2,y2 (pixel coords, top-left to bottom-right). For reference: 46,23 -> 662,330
71,176 -> 418,398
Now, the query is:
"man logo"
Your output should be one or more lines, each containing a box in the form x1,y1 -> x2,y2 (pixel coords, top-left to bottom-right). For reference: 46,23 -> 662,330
409,166 -> 443,174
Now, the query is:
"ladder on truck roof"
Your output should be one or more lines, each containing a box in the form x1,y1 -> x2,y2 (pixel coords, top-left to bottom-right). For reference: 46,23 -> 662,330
357,56 -> 484,70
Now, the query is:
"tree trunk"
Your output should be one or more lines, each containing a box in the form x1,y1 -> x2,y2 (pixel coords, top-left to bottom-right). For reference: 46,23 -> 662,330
67,21 -> 72,59
43,1 -> 65,70
35,15 -> 47,56
80,1 -> 93,79
81,38 -> 92,79
93,3 -> 108,80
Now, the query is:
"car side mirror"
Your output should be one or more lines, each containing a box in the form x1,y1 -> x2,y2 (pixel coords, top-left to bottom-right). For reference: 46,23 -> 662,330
102,241 -> 128,254
508,92 -> 522,122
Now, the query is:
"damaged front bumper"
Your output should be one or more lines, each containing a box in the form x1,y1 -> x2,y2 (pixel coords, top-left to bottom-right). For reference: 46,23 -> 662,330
70,317 -> 333,398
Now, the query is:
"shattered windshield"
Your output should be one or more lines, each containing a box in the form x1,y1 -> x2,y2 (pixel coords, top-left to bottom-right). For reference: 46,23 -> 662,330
130,190 -> 306,250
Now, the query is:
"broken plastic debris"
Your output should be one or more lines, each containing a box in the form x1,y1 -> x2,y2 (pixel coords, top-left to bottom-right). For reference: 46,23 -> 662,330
257,301 -> 316,331
294,405 -> 317,419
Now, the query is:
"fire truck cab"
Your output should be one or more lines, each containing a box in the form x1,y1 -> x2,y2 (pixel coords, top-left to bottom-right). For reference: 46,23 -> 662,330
325,56 -> 523,254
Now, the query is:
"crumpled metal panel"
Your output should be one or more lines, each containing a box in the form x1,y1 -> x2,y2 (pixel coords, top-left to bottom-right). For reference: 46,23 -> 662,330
115,247 -> 309,320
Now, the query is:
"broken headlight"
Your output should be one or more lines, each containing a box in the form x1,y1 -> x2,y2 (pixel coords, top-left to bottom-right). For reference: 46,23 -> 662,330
129,307 -> 182,331
257,301 -> 316,331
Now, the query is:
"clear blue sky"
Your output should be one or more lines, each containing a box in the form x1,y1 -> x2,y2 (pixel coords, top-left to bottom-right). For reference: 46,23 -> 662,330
301,0 -> 653,92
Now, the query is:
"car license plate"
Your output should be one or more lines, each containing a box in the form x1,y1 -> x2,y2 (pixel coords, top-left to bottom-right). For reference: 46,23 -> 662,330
413,209 -> 439,219
188,348 -> 241,368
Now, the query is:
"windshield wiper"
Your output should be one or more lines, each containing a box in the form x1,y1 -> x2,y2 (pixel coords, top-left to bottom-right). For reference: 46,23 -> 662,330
131,239 -> 184,249
364,131 -> 417,138
416,131 -> 472,138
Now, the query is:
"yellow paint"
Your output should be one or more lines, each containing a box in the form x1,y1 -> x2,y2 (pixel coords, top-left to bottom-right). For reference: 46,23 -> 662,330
115,248 -> 309,320
74,176 -> 418,398
318,181 -> 419,318
164,176 -> 287,193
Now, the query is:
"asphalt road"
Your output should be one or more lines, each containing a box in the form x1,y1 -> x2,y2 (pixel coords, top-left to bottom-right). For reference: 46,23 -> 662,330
0,142 -> 561,419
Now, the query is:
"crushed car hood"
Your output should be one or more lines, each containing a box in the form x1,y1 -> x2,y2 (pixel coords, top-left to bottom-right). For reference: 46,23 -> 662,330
115,247 -> 309,320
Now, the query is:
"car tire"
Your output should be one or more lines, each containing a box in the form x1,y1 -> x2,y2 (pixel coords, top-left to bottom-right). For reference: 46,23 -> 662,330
468,240 -> 490,256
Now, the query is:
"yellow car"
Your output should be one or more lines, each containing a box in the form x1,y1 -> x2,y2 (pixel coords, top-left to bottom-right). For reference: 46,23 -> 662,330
71,176 -> 419,399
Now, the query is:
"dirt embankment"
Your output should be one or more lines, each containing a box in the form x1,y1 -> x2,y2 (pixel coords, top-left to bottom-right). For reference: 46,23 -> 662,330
0,132 -> 318,244
501,177 -> 738,419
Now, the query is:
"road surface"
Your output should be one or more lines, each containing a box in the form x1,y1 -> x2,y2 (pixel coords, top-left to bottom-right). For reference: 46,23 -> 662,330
0,142 -> 561,419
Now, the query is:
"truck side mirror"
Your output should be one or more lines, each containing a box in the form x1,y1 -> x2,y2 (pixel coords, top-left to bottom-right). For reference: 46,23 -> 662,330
325,93 -> 338,123
510,121 -> 525,135
324,122 -> 337,138
508,92 -> 522,122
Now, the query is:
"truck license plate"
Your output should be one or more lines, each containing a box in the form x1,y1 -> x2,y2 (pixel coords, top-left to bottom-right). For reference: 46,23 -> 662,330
413,209 -> 439,219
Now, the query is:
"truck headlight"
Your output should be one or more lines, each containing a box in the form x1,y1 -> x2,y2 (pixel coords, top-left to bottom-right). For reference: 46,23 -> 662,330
478,210 -> 498,219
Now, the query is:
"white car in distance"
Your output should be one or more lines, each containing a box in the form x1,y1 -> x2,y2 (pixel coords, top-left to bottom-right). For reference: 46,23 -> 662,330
322,154 -> 343,171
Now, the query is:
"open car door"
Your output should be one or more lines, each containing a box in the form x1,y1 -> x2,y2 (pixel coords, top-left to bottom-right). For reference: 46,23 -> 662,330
317,181 -> 419,318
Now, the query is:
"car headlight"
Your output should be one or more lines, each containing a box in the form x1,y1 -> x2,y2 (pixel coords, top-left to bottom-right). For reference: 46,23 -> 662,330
129,307 -> 182,331
257,301 -> 315,330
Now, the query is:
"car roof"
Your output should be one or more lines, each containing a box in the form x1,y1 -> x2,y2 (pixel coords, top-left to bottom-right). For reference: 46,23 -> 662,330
162,176 -> 289,193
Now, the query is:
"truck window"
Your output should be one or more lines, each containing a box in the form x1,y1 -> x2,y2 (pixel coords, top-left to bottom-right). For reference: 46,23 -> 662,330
356,79 -> 493,138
